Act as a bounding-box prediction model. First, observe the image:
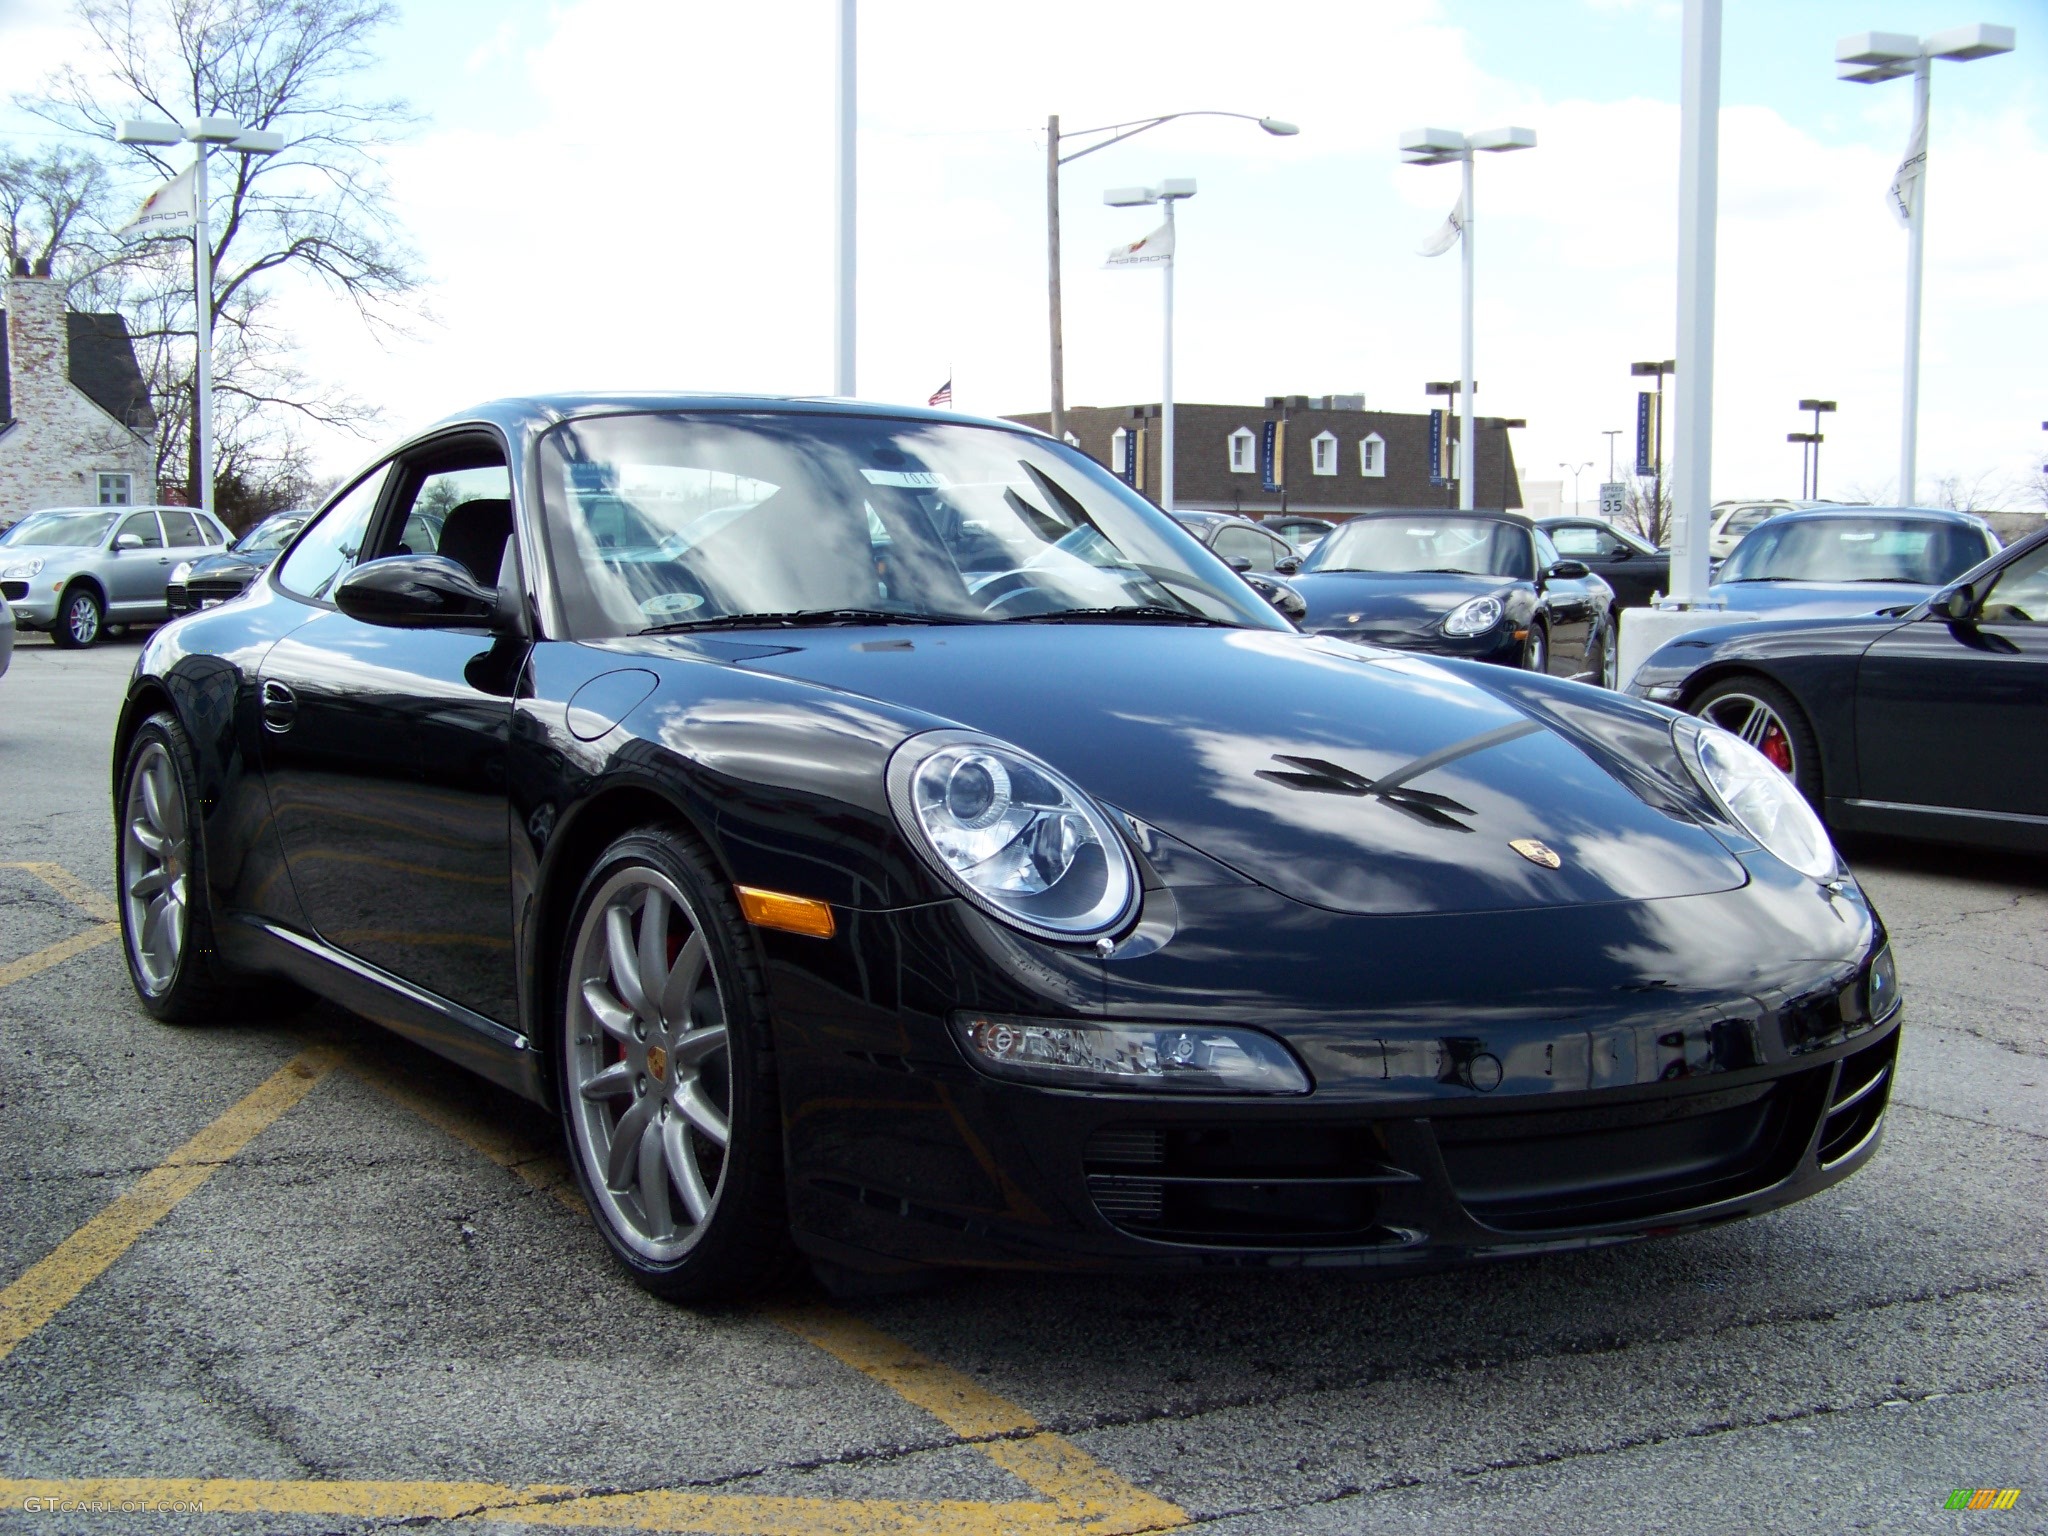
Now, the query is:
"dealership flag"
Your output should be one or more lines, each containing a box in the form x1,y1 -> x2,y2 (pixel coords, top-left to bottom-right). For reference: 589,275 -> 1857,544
1105,221 -> 1173,267
1418,199 -> 1464,257
1888,97 -> 1928,226
927,376 -> 953,408
118,163 -> 198,240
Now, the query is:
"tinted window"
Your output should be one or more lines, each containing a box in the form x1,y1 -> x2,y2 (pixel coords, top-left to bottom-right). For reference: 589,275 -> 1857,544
1304,517 -> 1534,579
1720,517 -> 1993,586
161,510 -> 206,547
117,512 -> 164,549
1549,523 -> 1623,558
236,514 -> 308,554
1724,506 -> 1777,536
1533,529 -> 1563,568
1982,546 -> 2048,624
277,468 -> 388,601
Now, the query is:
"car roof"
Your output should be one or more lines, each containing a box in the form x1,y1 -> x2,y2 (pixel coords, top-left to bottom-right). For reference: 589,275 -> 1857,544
1749,505 -> 1993,530
430,392 -> 1038,437
1354,508 -> 1534,528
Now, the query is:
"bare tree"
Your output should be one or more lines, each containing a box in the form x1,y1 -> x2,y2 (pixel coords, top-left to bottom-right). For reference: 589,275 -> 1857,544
23,0 -> 422,519
1923,468 -> 2007,514
0,143 -> 115,278
1615,475 -> 1672,549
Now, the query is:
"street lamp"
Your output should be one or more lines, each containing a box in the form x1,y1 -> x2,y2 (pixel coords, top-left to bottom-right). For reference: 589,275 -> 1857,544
1837,22 -> 2015,505
1602,428 -> 1623,482
1630,358 -> 1676,523
1104,180 -> 1196,513
1046,110 -> 1295,440
1399,125 -> 1535,511
1794,398 -> 1836,497
115,116 -> 284,518
1560,460 -> 1593,514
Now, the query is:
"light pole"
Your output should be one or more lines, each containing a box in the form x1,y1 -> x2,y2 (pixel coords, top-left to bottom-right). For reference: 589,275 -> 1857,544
1560,461 -> 1593,514
1399,125 -> 1535,511
114,116 -> 284,517
1631,358 -> 1676,533
833,0 -> 857,396
1794,398 -> 1836,497
1602,429 -> 1623,481
1047,110 -> 1296,441
1837,23 -> 2015,505
1105,181 -> 1195,512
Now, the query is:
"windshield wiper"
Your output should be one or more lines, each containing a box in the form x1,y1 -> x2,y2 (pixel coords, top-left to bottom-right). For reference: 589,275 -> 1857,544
1004,605 -> 1237,627
640,608 -> 985,634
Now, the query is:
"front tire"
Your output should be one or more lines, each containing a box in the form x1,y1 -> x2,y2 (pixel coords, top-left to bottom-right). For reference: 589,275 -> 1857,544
53,585 -> 103,648
1521,620 -> 1549,674
556,827 -> 791,1304
118,712 -> 237,1022
1691,675 -> 1824,807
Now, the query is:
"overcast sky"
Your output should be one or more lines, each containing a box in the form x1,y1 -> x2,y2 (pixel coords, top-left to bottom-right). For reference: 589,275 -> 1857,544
1,0 -> 2041,505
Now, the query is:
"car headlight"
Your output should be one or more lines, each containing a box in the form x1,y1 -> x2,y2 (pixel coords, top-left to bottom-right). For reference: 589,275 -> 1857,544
1675,718 -> 1837,879
953,1011 -> 1310,1094
887,729 -> 1138,941
168,561 -> 193,585
1,558 -> 43,580
1442,594 -> 1504,637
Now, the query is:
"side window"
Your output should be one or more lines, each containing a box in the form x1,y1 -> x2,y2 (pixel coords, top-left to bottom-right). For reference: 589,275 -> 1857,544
1213,524 -> 1278,572
117,511 -> 164,549
1310,431 -> 1338,476
1982,547 -> 2048,624
277,467 -> 389,601
381,461 -> 514,585
1227,427 -> 1255,474
1547,525 -> 1602,557
1533,529 -> 1563,570
161,510 -> 206,547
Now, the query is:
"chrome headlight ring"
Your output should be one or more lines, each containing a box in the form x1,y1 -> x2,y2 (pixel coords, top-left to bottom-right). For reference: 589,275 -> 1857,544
1442,594 -> 1504,637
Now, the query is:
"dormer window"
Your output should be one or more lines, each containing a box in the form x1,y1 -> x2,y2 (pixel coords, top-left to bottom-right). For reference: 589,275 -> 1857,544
1359,433 -> 1385,477
1311,431 -> 1338,476
1228,426 -> 1255,474
1111,426 -> 1130,476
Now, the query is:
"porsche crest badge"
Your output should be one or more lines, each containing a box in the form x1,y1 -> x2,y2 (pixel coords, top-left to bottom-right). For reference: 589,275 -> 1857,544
1509,838 -> 1562,869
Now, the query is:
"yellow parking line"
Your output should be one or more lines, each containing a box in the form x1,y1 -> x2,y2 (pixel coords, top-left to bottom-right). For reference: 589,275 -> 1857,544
0,924 -> 117,991
0,860 -> 121,924
0,1048 -> 338,1363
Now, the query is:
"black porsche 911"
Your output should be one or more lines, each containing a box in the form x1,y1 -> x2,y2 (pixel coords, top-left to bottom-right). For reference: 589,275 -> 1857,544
1629,525 -> 2048,852
114,395 -> 1899,1302
1289,511 -> 1618,682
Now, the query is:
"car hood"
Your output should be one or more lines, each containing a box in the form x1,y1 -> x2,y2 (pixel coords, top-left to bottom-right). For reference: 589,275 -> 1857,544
1709,580 -> 1937,617
687,625 -> 1746,917
181,550 -> 269,581
0,543 -> 95,567
1287,570 -> 1517,642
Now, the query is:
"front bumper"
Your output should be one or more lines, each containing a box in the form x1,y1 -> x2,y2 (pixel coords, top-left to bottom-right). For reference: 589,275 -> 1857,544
1307,624 -> 1524,667
1,585 -> 60,629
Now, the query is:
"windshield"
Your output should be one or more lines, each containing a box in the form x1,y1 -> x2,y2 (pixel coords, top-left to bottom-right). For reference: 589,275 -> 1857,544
1718,516 -> 1994,586
537,412 -> 1286,637
1300,517 -> 1533,579
1,510 -> 117,547
236,513 -> 308,554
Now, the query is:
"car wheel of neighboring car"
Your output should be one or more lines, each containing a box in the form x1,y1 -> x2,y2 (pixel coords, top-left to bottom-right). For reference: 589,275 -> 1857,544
557,827 -> 792,1304
1522,621 -> 1548,673
1600,609 -> 1621,690
118,712 -> 239,1022
53,584 -> 103,648
1692,675 -> 1823,806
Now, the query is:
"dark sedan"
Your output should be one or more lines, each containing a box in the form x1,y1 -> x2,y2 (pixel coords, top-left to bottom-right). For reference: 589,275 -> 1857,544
114,394 -> 1897,1302
1291,511 -> 1616,681
1537,515 -> 1669,609
1709,507 -> 1999,619
166,508 -> 311,615
1630,526 -> 2048,850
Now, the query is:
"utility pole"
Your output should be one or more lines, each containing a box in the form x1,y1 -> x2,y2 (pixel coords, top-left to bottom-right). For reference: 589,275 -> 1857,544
1046,113 -> 1064,439
832,0 -> 857,397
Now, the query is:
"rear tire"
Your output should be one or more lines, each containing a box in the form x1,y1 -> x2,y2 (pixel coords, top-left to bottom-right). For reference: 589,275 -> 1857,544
1521,620 -> 1549,674
117,711 -> 241,1022
52,585 -> 103,649
1691,675 -> 1824,807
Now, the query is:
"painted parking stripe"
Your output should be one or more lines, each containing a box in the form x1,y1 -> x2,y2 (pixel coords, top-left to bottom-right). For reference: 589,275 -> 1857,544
0,860 -> 121,990
0,1048 -> 339,1363
0,925 -> 117,991
0,860 -> 121,924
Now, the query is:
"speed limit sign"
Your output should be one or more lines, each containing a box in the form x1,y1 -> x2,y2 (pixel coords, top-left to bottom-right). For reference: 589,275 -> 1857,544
1598,481 -> 1627,517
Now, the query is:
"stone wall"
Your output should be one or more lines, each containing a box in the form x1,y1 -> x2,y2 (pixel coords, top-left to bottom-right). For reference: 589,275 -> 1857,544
0,275 -> 158,519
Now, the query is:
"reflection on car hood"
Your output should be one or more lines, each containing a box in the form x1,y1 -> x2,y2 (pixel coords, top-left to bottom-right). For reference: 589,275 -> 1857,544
180,550 -> 272,583
700,625 -> 1745,917
0,543 -> 93,566
1287,570 -> 1515,641
1708,580 -> 1939,618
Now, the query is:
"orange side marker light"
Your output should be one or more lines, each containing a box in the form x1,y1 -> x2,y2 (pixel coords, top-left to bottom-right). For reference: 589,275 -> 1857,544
735,886 -> 837,939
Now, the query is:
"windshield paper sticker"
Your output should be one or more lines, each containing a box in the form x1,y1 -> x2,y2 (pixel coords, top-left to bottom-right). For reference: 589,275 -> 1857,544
860,469 -> 949,488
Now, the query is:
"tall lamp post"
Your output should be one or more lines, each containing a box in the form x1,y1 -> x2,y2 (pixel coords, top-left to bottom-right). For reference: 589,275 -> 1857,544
1046,110 -> 1295,441
1792,397 -> 1836,497
1561,460 -> 1593,514
1602,428 -> 1623,481
1836,23 -> 2015,505
1399,126 -> 1535,511
114,116 -> 284,517
1105,181 -> 1195,512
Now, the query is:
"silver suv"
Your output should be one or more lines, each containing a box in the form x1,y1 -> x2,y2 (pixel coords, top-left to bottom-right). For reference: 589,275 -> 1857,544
0,505 -> 233,647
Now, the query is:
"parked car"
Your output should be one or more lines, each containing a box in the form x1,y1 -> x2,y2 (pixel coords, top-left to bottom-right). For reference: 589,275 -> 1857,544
1710,507 -> 1999,620
1536,515 -> 1669,610
0,505 -> 232,646
1169,510 -> 1306,620
114,394 -> 1896,1303
1629,525 -> 2047,850
0,589 -> 13,680
167,509 -> 311,615
1709,499 -> 1800,562
1265,515 -> 1337,556
1290,510 -> 1616,681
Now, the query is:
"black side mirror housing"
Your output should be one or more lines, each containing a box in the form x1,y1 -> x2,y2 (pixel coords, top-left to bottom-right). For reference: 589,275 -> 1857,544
1546,559 -> 1591,581
335,553 -> 507,630
1275,554 -> 1302,575
1939,584 -> 1978,623
1607,545 -> 1634,561
1225,555 -> 1254,573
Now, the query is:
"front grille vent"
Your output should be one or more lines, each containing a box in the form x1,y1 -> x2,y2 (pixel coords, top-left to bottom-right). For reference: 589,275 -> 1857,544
1818,1031 -> 1897,1167
0,581 -> 27,602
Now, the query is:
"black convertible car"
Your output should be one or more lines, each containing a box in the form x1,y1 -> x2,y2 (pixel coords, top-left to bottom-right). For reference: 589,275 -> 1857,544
115,395 -> 1899,1301
1630,525 -> 2048,851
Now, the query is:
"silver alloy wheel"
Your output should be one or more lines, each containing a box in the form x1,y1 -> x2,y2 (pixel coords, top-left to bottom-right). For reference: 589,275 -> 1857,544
566,867 -> 732,1261
65,589 -> 101,645
1523,625 -> 1547,672
1700,691 -> 1799,778
121,741 -> 188,995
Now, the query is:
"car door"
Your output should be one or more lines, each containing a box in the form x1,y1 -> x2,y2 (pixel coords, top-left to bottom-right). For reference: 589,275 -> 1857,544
256,438 -> 526,1025
1211,522 -> 1284,574
1854,541 -> 2048,818
1551,521 -> 1661,608
104,510 -> 171,615
1532,527 -> 1598,676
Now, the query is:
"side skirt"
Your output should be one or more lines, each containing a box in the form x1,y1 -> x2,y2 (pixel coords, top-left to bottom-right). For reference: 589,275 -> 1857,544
1831,797 -> 2048,853
219,913 -> 547,1104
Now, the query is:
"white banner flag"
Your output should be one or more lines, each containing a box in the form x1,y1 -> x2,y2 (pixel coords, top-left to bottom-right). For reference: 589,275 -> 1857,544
1418,200 -> 1464,257
1888,97 -> 1927,226
1105,221 -> 1174,267
118,163 -> 198,240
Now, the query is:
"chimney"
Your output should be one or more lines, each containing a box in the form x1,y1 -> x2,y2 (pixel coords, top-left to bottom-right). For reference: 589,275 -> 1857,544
5,271 -> 71,427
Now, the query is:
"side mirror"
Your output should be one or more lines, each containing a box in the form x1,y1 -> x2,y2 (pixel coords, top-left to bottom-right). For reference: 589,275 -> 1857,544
1275,554 -> 1302,575
334,553 -> 505,630
1225,555 -> 1254,573
1546,559 -> 1591,581
1939,584 -> 1978,623
113,532 -> 143,552
1606,545 -> 1634,561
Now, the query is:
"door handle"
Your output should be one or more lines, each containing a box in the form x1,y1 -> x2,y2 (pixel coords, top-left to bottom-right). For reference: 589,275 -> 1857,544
260,679 -> 297,733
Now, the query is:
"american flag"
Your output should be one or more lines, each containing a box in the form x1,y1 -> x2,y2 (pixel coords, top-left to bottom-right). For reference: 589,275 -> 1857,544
928,377 -> 953,408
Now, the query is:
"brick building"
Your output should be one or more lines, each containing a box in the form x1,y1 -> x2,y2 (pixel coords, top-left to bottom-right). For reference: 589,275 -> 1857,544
1008,395 -> 1522,518
0,267 -> 158,523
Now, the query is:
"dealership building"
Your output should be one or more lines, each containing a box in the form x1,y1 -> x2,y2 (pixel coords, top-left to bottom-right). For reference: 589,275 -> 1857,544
1006,395 -> 1524,519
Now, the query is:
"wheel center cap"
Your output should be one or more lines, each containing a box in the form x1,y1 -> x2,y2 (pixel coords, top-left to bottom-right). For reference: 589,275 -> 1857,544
645,1044 -> 669,1082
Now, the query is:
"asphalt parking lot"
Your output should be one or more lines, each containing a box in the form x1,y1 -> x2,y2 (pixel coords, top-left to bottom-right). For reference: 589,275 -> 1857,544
1,629 -> 2043,1536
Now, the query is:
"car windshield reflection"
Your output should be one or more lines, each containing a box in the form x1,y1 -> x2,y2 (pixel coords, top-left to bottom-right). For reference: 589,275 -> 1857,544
1302,517 -> 1533,578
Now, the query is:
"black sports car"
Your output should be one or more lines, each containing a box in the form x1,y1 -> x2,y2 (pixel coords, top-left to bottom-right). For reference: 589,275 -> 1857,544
166,508 -> 311,615
114,395 -> 1898,1302
1629,525 -> 2048,851
1291,511 -> 1617,681
1536,515 -> 1670,610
